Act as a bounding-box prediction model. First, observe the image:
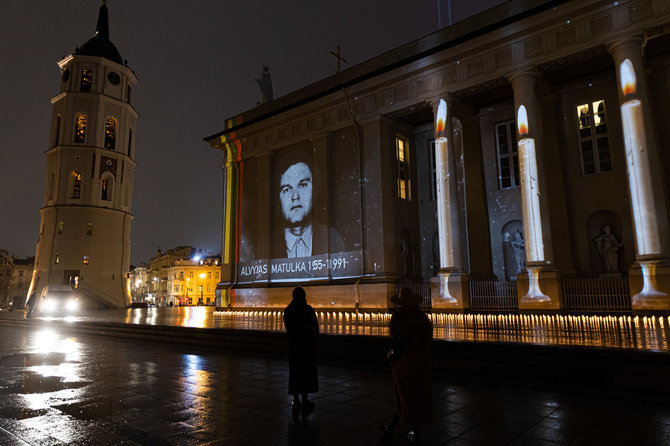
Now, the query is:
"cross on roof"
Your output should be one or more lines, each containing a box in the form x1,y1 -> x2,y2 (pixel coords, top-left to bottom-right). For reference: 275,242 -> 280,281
330,45 -> 348,73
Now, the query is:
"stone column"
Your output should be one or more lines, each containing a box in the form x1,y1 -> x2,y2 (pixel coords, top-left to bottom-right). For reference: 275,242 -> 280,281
430,98 -> 467,309
609,36 -> 670,310
509,69 -> 562,311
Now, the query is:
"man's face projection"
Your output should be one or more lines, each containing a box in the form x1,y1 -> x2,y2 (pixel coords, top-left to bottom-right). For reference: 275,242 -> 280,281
279,162 -> 313,226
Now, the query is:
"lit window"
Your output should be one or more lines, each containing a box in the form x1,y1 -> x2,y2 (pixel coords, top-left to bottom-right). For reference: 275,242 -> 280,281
396,135 -> 411,200
86,223 -> 93,235
576,100 -> 611,175
83,255 -> 89,265
58,221 -> 64,234
495,121 -> 520,189
80,69 -> 93,91
101,176 -> 112,201
72,171 -> 82,198
55,254 -> 60,264
74,113 -> 87,143
104,118 -> 117,150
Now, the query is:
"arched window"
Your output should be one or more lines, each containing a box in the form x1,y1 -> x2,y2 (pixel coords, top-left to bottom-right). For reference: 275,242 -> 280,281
74,113 -> 87,143
72,171 -> 82,198
104,118 -> 117,150
101,174 -> 113,201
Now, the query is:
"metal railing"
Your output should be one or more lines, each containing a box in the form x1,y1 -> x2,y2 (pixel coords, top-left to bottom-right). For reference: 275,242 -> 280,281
469,278 -> 518,312
395,280 -> 432,310
561,275 -> 631,313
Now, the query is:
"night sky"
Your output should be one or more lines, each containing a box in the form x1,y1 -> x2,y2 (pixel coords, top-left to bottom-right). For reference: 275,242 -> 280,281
0,0 -> 504,265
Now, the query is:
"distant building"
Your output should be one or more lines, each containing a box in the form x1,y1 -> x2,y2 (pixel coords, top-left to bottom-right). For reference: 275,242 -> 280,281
29,2 -> 138,308
139,247 -> 219,306
0,254 -> 34,309
206,0 -> 670,313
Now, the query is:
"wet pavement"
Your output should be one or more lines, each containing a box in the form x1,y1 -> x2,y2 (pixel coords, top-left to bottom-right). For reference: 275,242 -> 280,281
0,321 -> 670,445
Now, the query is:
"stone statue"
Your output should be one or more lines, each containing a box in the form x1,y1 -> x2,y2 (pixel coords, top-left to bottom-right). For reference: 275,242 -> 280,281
510,230 -> 525,279
593,225 -> 622,274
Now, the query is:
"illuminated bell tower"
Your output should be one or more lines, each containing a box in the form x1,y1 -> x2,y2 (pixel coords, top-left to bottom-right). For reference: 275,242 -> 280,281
29,1 -> 137,308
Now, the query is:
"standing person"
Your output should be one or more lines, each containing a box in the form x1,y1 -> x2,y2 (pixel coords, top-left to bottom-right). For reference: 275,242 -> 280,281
25,291 -> 37,319
381,288 -> 433,444
283,286 -> 319,415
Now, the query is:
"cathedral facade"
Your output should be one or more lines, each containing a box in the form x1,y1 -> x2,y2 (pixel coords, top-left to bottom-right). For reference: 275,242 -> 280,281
29,2 -> 137,308
206,0 -> 670,312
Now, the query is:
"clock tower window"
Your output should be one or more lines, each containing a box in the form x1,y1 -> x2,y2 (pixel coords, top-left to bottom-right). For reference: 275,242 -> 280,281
104,118 -> 117,150
74,113 -> 87,143
80,69 -> 93,91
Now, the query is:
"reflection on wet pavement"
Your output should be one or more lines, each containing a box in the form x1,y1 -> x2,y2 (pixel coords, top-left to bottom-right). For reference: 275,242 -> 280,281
1,323 -> 670,445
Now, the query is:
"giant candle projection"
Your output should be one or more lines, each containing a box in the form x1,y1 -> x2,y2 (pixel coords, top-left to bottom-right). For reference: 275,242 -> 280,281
434,99 -> 458,302
517,105 -> 550,302
236,146 -> 361,283
619,59 -> 660,257
619,58 -> 666,301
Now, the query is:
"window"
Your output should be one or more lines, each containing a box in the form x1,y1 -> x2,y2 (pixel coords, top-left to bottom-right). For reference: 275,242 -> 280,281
576,100 -> 611,175
72,171 -> 82,198
83,255 -> 89,265
54,115 -> 61,147
128,128 -> 133,157
208,272 -> 212,279
74,113 -> 87,143
104,118 -> 117,150
189,272 -> 193,279
216,272 -> 220,279
58,221 -> 64,234
495,121 -> 520,189
396,135 -> 411,200
55,254 -> 60,264
48,172 -> 55,201
80,69 -> 93,91
86,223 -> 93,235
101,176 -> 112,201
127,85 -> 132,104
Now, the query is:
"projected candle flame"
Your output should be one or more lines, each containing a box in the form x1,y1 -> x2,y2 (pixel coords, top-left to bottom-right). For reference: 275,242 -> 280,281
620,59 -> 636,96
517,105 -> 529,136
435,99 -> 447,137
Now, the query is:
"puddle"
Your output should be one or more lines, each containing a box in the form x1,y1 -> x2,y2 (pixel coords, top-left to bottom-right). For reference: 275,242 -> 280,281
54,397 -> 119,420
0,371 -> 88,395
0,352 -> 70,367
0,406 -> 49,419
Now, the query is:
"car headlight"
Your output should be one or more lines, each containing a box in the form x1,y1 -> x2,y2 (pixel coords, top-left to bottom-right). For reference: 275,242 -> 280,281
66,300 -> 79,312
43,298 -> 58,312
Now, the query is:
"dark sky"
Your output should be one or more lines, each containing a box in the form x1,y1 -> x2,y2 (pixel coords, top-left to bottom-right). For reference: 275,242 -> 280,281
0,0 -> 504,265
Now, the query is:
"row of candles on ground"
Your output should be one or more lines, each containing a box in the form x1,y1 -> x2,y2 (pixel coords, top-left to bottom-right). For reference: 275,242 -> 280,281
214,310 -> 670,331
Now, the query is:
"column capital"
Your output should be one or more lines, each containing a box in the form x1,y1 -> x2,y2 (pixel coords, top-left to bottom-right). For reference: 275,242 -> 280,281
506,66 -> 540,84
607,34 -> 645,59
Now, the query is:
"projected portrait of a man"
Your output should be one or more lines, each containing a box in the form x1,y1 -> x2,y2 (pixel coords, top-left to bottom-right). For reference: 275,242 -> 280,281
273,150 -> 344,259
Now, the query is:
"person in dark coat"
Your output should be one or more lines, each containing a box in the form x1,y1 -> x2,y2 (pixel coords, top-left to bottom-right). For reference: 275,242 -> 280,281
381,288 -> 433,444
283,286 -> 319,415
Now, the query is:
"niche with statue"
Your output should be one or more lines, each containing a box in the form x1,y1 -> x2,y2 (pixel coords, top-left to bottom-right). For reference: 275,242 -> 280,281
501,220 -> 525,281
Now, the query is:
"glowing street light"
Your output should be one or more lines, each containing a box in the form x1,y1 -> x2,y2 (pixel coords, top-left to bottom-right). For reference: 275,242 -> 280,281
199,273 -> 206,305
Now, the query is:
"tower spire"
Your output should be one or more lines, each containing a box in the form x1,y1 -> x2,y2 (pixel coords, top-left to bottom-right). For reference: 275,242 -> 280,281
95,1 -> 110,40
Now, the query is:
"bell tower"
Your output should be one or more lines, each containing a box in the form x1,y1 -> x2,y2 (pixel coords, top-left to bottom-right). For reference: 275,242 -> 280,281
29,1 -> 138,308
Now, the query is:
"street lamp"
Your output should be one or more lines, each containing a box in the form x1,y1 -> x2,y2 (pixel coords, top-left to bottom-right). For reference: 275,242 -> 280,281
199,273 -> 206,306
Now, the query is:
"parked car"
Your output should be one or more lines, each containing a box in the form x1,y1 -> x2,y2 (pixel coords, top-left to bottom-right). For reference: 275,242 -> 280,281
36,285 -> 79,316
